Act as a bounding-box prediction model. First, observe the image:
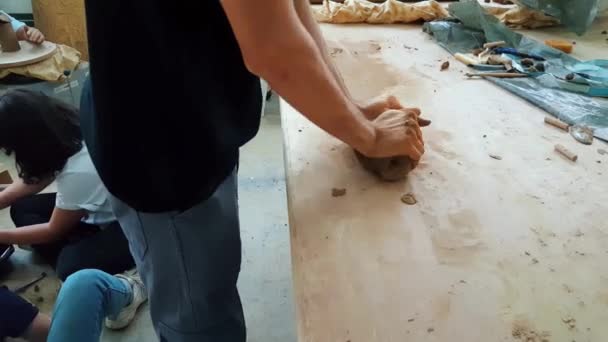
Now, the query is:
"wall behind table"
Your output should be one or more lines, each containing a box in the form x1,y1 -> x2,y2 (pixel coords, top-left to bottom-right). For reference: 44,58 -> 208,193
32,0 -> 88,60
2,0 -> 33,13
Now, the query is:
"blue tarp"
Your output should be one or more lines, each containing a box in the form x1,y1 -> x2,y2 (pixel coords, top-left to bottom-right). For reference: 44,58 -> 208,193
423,1 -> 608,141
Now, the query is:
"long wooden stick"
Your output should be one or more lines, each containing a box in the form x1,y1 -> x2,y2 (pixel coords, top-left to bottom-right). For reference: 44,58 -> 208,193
466,72 -> 528,78
483,40 -> 507,49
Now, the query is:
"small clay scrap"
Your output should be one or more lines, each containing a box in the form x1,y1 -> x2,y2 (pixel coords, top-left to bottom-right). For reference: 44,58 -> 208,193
570,125 -> 594,145
562,317 -> 576,330
602,30 -> 607,35
401,193 -> 417,205
440,61 -> 450,71
489,154 -> 502,160
521,58 -> 535,67
330,47 -> 344,57
427,327 -> 435,333
598,148 -> 607,155
34,285 -> 40,293
36,296 -> 44,303
331,188 -> 347,197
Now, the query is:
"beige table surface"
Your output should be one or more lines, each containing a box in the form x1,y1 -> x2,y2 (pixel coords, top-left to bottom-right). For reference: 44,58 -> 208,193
280,14 -> 608,342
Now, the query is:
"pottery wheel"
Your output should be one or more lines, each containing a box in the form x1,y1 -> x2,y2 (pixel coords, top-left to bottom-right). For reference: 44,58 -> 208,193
0,41 -> 57,69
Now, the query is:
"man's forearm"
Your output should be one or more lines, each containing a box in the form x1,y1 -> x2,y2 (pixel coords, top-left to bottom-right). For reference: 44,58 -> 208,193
258,34 -> 375,154
222,0 -> 377,154
294,0 -> 355,102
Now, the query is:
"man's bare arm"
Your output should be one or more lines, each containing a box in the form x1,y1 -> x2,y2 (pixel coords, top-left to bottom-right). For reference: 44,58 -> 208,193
293,0 -> 354,101
222,0 -> 376,155
221,0 -> 424,159
293,0 -> 414,121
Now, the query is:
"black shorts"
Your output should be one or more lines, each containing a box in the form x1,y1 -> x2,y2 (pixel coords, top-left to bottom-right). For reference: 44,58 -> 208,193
0,287 -> 38,339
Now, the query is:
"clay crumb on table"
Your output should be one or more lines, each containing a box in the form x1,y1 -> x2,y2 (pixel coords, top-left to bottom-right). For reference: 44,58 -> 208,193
331,188 -> 347,197
401,193 -> 417,205
562,317 -> 576,330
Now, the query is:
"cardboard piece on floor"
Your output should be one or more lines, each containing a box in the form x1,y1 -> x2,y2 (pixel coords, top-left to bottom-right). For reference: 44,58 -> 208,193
0,168 -> 14,191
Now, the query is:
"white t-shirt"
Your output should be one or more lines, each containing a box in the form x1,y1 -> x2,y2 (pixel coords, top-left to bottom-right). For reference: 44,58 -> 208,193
55,146 -> 116,225
0,11 -> 26,32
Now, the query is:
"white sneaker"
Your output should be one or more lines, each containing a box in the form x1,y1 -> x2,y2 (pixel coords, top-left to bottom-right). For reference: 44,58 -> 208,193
105,269 -> 148,330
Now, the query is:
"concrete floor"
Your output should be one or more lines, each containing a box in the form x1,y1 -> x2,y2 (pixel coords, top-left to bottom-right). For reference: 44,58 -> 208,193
1,95 -> 296,342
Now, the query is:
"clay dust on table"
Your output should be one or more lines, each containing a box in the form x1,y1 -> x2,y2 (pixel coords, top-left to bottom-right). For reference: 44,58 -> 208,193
326,40 -> 400,99
512,320 -> 551,342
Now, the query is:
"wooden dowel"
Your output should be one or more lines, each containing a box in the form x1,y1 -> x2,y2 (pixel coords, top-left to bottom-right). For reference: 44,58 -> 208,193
555,144 -> 577,161
455,53 -> 478,66
483,41 -> 507,49
544,116 -> 569,131
465,72 -> 528,78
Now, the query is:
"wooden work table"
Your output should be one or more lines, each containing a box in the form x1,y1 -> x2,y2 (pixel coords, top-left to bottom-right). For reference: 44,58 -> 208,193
280,14 -> 608,342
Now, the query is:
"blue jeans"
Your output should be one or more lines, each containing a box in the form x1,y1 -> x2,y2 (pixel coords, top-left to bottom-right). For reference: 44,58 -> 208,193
48,269 -> 133,342
109,171 -> 244,341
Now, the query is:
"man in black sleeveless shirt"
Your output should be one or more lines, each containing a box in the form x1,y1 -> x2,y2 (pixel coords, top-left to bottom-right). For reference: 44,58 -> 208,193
80,1 -> 427,341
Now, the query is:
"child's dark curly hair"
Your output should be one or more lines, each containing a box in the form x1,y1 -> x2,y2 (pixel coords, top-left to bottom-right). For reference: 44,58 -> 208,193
0,89 -> 82,184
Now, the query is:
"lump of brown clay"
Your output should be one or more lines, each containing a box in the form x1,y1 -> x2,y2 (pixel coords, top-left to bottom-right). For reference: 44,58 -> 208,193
354,107 -> 430,181
355,151 -> 414,181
